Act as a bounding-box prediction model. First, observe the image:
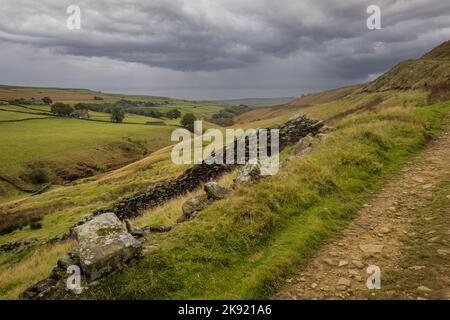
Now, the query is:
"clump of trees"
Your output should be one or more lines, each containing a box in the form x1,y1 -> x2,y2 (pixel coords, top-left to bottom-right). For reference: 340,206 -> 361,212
166,108 -> 181,119
42,97 -> 53,105
74,103 -> 89,110
51,103 -> 74,116
111,108 -> 125,123
181,113 -> 196,132
209,104 -> 252,127
126,108 -> 164,119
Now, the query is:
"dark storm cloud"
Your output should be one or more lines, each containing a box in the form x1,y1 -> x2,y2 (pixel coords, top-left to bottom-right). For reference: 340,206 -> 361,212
0,0 -> 449,98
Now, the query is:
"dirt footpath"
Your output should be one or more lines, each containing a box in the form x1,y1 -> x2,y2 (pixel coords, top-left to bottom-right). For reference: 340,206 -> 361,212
275,125 -> 450,300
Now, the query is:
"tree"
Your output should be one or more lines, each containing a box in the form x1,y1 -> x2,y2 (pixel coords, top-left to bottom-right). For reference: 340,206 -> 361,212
74,103 -> 88,110
181,113 -> 196,132
51,103 -> 73,116
111,108 -> 125,123
42,97 -> 52,105
166,108 -> 181,119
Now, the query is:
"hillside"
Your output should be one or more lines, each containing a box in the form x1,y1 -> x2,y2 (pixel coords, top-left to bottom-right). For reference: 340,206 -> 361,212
0,86 -> 225,201
0,41 -> 449,300
362,41 -> 450,92
215,97 -> 295,107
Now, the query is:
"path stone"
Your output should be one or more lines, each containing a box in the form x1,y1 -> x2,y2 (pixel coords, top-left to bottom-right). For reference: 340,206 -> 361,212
417,286 -> 432,292
359,244 -> 384,253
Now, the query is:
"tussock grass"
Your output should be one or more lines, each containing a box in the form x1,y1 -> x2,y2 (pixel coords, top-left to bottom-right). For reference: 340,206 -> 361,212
0,240 -> 74,299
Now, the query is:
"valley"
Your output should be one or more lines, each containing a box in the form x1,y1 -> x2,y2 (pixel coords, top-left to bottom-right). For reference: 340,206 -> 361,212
0,41 -> 449,300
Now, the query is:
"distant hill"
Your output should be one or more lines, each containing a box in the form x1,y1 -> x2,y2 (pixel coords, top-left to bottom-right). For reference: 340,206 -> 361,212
214,97 -> 295,107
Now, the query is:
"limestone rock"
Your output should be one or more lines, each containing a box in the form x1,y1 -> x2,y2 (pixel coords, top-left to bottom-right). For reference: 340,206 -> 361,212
233,163 -> 261,186
125,219 -> 144,237
287,135 -> 313,160
417,286 -> 432,292
179,195 -> 210,222
72,212 -> 142,281
359,244 -> 384,253
352,260 -> 365,269
204,182 -> 230,200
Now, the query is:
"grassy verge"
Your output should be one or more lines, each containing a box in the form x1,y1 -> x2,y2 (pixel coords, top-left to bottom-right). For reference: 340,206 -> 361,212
79,102 -> 449,299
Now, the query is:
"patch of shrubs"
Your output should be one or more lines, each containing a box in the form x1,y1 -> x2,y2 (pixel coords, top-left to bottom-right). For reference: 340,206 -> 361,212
29,218 -> 43,230
209,104 -> 252,127
27,168 -> 50,184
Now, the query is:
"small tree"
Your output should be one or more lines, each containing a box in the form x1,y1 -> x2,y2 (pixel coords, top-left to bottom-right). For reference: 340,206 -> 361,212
181,113 -> 196,132
166,108 -> 181,119
51,103 -> 73,116
42,97 -> 52,105
111,108 -> 125,123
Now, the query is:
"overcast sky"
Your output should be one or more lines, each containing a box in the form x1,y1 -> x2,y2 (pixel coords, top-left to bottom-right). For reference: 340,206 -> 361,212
0,0 -> 449,100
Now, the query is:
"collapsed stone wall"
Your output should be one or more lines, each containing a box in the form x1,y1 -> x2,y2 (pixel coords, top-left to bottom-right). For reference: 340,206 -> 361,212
94,114 -> 324,220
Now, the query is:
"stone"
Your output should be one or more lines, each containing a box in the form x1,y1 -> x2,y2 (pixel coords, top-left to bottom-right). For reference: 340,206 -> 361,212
422,184 -> 433,190
204,182 -> 230,200
446,195 -> 450,200
417,286 -> 432,292
352,260 -> 365,269
0,237 -> 38,252
337,278 -> 351,287
338,260 -> 349,267
179,195 -> 210,222
409,266 -> 426,271
310,283 -> 318,289
72,212 -> 142,282
142,225 -> 172,234
359,244 -> 384,253
233,163 -> 261,185
319,125 -> 335,133
380,227 -> 391,234
19,278 -> 57,300
323,258 -> 338,266
412,177 -> 425,183
124,219 -> 144,237
288,135 -> 313,160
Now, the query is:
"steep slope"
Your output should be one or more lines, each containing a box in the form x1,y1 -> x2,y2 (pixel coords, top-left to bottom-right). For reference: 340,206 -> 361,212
363,40 -> 450,92
421,40 -> 450,60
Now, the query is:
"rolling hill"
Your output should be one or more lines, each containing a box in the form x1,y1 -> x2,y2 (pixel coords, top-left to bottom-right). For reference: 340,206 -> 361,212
0,86 -> 225,201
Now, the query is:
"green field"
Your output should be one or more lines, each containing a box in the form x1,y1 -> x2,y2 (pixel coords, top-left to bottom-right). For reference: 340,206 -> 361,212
0,87 -> 226,200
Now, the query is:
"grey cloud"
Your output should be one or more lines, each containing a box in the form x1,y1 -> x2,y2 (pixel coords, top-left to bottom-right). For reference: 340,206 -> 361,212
0,0 -> 447,72
0,0 -> 449,99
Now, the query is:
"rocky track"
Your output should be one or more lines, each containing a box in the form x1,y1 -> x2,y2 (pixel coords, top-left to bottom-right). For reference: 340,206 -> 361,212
275,117 -> 450,300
